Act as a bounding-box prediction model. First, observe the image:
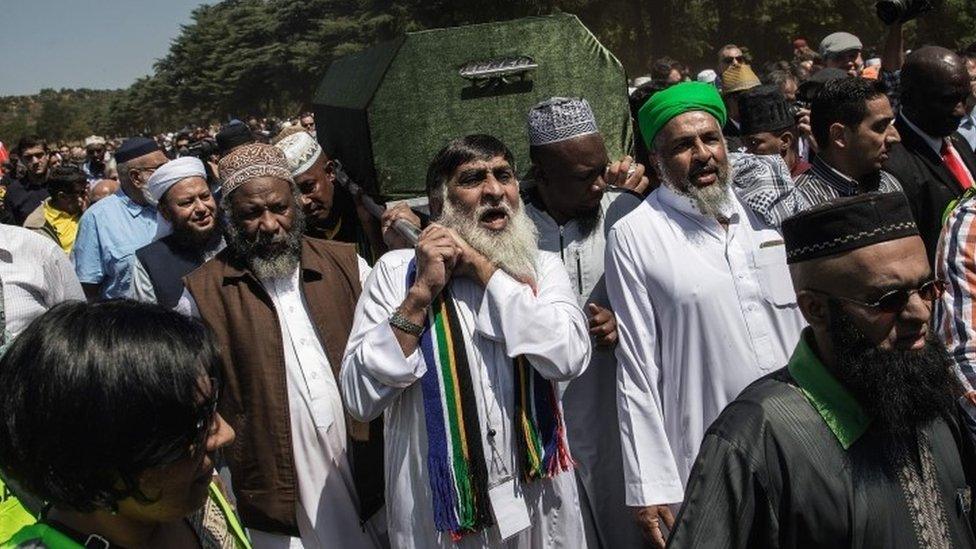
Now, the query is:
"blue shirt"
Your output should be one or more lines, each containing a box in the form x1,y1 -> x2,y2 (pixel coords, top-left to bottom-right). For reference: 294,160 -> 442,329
71,190 -> 157,299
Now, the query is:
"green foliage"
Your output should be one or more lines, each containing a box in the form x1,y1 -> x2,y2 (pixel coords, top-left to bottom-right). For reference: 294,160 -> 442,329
4,0 -> 976,144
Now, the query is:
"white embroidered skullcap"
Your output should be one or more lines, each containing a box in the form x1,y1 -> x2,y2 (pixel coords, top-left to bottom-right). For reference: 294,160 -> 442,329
527,97 -> 599,147
275,131 -> 323,176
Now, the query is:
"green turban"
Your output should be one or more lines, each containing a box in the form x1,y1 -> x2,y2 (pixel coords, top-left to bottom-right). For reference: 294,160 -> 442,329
638,82 -> 728,149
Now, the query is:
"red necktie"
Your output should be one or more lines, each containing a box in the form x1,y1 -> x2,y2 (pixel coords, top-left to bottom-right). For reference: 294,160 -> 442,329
941,139 -> 974,191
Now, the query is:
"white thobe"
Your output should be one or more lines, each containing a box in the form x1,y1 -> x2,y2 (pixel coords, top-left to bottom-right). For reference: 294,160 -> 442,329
340,249 -> 591,548
524,188 -> 644,548
176,256 -> 384,549
605,183 -> 805,508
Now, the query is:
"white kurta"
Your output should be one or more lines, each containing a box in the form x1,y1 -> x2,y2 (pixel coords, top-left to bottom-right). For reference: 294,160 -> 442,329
177,256 -> 384,549
340,249 -> 591,548
605,183 -> 805,508
524,188 -> 644,549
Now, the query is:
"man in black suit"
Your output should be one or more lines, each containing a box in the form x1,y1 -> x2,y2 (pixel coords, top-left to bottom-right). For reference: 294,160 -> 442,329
884,46 -> 976,265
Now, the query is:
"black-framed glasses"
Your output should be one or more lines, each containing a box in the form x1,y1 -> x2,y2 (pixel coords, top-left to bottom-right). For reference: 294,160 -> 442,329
722,55 -> 745,65
807,279 -> 945,314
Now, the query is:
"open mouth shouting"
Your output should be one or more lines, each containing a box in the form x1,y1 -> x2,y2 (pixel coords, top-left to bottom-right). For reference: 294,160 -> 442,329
479,206 -> 510,231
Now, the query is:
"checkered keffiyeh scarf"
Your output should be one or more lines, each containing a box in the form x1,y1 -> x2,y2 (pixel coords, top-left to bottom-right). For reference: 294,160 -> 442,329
729,152 -> 795,226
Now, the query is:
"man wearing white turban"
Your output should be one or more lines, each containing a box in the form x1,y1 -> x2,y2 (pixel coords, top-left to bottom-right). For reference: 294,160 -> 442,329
128,157 -> 224,307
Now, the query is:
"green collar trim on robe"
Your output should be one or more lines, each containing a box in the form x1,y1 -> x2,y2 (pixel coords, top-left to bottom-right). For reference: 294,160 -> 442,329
787,329 -> 873,449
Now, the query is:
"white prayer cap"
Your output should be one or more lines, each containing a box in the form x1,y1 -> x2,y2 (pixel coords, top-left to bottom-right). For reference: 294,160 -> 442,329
84,135 -> 106,148
696,69 -> 718,84
276,131 -> 322,176
146,156 -> 206,206
527,97 -> 599,147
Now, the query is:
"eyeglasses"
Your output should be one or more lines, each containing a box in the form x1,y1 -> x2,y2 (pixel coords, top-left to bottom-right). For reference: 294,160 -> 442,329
159,377 -> 221,465
807,279 -> 945,314
722,55 -> 745,65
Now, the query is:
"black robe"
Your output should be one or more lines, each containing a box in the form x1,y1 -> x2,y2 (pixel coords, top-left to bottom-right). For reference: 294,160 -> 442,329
668,368 -> 976,549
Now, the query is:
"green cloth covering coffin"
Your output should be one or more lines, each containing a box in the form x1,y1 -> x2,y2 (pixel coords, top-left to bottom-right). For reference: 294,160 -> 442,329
313,13 -> 632,201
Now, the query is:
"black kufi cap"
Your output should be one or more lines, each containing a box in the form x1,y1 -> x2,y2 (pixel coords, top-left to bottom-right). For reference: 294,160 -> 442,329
114,137 -> 160,164
783,192 -> 919,264
739,85 -> 794,135
216,121 -> 255,155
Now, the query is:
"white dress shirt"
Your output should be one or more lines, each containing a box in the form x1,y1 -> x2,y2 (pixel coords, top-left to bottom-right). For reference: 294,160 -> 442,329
340,249 -> 590,548
0,224 -> 84,340
177,256 -> 383,549
605,183 -> 805,507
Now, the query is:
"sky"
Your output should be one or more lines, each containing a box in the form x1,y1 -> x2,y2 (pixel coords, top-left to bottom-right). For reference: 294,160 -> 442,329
0,0 -> 215,96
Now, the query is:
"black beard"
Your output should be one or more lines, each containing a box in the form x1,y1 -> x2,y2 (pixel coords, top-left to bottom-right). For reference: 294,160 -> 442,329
225,209 -> 306,280
576,206 -> 602,239
827,301 -> 960,439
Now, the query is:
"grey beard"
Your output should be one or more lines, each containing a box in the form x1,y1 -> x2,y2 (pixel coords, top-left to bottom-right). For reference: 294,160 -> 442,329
224,205 -> 306,280
437,193 -> 540,284
656,158 -> 732,219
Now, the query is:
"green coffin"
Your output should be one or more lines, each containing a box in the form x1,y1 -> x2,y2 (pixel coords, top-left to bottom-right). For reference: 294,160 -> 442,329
313,13 -> 632,201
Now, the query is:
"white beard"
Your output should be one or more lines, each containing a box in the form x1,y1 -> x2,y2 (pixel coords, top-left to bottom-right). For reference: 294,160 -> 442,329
656,157 -> 733,219
437,192 -> 540,285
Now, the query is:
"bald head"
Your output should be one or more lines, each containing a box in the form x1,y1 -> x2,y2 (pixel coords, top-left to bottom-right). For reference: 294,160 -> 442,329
902,46 -> 971,137
89,179 -> 120,204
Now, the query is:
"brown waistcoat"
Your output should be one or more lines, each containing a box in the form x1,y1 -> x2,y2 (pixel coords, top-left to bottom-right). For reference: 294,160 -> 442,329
184,237 -> 384,536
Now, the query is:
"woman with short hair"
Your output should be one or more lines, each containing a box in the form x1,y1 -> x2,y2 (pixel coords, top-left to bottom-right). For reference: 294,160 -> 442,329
0,300 -> 247,548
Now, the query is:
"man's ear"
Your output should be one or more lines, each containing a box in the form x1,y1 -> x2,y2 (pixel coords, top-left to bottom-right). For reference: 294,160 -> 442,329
780,130 -> 795,155
796,290 -> 830,330
828,122 -> 848,151
158,201 -> 173,222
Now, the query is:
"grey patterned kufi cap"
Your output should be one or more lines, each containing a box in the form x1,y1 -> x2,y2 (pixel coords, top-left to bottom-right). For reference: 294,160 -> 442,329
218,143 -> 293,196
527,97 -> 599,147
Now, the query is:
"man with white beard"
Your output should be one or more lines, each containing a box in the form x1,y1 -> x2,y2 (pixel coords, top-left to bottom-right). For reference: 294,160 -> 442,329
341,134 -> 591,548
604,82 -> 806,548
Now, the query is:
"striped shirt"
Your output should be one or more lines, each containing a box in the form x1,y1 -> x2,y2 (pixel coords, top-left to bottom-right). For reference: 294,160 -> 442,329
937,192 -> 976,403
766,155 -> 903,225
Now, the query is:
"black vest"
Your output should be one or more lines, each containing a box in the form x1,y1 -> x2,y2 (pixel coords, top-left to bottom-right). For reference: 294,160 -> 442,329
134,234 -> 212,308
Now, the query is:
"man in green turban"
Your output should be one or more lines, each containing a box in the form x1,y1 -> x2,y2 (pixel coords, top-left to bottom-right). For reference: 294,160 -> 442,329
605,81 -> 805,547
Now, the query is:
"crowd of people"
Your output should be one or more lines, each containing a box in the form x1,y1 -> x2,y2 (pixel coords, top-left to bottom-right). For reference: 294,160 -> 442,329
3,12 -> 976,549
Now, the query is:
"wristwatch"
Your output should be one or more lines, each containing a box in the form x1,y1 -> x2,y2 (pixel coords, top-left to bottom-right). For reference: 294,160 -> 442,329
389,309 -> 424,336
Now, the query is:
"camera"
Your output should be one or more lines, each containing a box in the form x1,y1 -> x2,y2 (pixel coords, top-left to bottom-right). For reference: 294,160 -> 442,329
182,138 -> 219,160
875,0 -> 934,25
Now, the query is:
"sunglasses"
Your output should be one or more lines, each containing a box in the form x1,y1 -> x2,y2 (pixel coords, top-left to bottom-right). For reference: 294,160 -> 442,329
807,279 -> 945,314
722,55 -> 745,65
159,377 -> 221,464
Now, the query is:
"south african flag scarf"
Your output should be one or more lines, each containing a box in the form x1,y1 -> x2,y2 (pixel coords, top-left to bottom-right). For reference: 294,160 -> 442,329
406,261 -> 574,540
